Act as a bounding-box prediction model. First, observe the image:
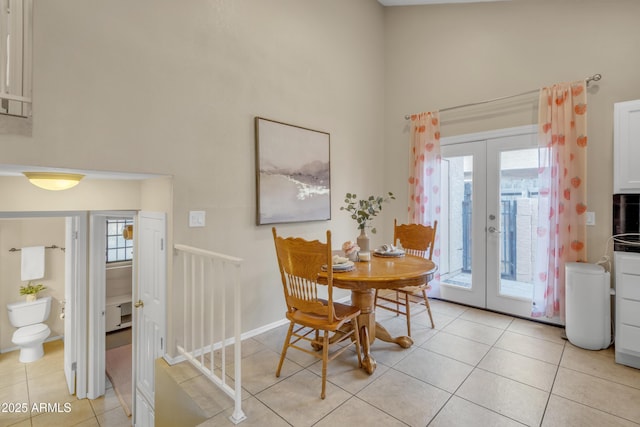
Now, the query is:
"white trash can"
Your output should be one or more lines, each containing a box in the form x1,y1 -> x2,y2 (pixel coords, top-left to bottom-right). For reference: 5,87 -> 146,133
565,262 -> 612,350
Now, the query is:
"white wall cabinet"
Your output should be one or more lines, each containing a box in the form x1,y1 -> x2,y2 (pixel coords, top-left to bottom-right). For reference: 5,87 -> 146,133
614,252 -> 640,369
614,99 -> 640,193
105,295 -> 132,332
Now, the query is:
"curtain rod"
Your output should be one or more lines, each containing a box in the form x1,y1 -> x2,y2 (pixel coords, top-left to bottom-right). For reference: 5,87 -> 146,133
404,73 -> 602,120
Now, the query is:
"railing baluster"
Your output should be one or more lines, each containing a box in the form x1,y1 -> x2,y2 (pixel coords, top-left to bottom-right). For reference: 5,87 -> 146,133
221,258 -> 226,385
232,261 -> 243,422
182,252 -> 188,353
191,254 -> 196,356
200,255 -> 205,366
210,257 -> 215,375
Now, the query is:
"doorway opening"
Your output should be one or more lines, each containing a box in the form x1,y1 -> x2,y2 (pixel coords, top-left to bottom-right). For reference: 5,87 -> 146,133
0,212 -> 87,399
104,217 -> 135,417
88,211 -> 136,417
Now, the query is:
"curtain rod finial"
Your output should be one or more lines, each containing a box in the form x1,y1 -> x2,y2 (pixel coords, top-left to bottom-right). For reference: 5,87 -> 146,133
587,73 -> 602,85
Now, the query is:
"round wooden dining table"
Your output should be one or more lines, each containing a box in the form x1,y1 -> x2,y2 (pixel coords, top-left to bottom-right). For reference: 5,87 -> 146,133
319,253 -> 437,374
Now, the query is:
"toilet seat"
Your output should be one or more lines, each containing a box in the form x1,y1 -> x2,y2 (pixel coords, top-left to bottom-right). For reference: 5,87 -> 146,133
12,323 -> 50,345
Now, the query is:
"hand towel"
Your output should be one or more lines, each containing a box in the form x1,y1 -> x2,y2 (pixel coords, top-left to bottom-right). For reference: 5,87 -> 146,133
21,246 -> 45,281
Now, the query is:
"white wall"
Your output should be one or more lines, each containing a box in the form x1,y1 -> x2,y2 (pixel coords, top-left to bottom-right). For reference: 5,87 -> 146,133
106,263 -> 132,299
0,0 -> 387,356
383,0 -> 640,263
0,218 -> 65,351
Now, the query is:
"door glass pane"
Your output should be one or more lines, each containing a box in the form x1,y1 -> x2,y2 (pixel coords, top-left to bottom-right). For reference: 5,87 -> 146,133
498,148 -> 538,299
441,155 -> 473,289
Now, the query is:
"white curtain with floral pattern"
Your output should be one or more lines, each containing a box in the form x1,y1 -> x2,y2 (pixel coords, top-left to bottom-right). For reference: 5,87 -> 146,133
408,111 -> 441,296
532,81 -> 588,321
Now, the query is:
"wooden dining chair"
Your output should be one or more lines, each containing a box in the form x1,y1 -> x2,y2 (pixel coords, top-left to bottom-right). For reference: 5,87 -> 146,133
272,227 -> 362,399
374,219 -> 437,336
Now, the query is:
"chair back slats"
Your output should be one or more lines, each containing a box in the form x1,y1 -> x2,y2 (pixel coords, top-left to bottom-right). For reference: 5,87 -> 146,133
287,274 -> 316,302
273,228 -> 335,321
393,219 -> 438,260
404,246 -> 427,258
285,273 -> 326,315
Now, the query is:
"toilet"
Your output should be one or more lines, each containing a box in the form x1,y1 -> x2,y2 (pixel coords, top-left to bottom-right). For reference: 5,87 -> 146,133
7,296 -> 52,363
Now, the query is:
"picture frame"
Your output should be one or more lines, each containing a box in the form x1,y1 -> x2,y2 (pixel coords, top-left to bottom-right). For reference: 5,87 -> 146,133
255,117 -> 331,225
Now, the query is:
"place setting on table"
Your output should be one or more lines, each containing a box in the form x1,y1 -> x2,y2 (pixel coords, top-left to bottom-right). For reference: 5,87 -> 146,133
325,242 -> 406,269
373,243 -> 406,258
322,254 -> 356,272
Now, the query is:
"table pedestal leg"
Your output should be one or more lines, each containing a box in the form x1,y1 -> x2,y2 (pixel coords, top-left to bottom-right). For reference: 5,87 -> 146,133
350,288 -> 415,373
374,323 -> 413,348
359,324 -> 376,374
351,289 -> 377,374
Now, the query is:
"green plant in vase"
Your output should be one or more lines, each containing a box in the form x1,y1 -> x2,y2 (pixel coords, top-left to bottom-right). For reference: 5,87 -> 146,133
340,192 -> 395,254
19,282 -> 46,302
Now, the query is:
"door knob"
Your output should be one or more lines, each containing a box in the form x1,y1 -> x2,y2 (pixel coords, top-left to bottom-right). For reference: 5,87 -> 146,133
134,300 -> 144,308
488,226 -> 500,234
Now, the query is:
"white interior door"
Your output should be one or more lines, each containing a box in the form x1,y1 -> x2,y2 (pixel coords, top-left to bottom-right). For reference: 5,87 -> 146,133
64,217 -> 78,394
134,211 -> 166,427
88,214 -> 107,399
64,217 -> 76,395
64,213 -> 88,398
439,126 -> 539,318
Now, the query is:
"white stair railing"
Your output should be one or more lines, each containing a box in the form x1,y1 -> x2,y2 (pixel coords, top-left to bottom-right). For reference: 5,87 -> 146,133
174,244 -> 246,424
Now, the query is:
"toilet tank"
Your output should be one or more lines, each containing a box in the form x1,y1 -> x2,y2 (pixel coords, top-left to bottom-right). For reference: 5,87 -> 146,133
7,296 -> 52,327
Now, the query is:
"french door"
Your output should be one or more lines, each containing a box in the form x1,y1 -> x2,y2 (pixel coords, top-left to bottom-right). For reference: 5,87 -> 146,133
439,126 -> 539,319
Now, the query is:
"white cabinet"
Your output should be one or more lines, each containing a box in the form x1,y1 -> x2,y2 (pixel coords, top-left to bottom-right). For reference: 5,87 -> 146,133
106,295 -> 132,332
614,252 -> 640,368
614,99 -> 640,193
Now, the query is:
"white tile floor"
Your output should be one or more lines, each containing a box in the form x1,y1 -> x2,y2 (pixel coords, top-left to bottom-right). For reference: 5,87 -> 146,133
3,299 -> 640,426
0,340 -> 131,427
165,299 -> 640,426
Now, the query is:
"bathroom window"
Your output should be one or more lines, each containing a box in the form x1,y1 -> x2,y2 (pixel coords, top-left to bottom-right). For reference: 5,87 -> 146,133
0,0 -> 33,117
106,219 -> 133,263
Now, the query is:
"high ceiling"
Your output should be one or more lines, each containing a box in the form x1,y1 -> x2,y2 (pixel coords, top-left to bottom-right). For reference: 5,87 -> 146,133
378,0 -> 508,5
3,0 -> 508,182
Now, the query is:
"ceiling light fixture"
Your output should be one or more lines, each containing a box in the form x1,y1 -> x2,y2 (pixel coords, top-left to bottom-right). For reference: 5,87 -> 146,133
23,172 -> 85,191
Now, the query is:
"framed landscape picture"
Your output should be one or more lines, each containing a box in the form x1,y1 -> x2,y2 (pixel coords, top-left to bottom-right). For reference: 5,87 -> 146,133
255,117 -> 331,225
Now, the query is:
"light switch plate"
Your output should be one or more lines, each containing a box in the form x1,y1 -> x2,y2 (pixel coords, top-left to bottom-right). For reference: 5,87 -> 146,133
189,210 -> 206,227
585,211 -> 595,226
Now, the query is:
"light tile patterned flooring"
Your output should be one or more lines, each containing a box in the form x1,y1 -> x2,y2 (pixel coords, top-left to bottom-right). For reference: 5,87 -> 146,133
0,340 -> 131,427
170,299 -> 640,427
3,299 -> 640,426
